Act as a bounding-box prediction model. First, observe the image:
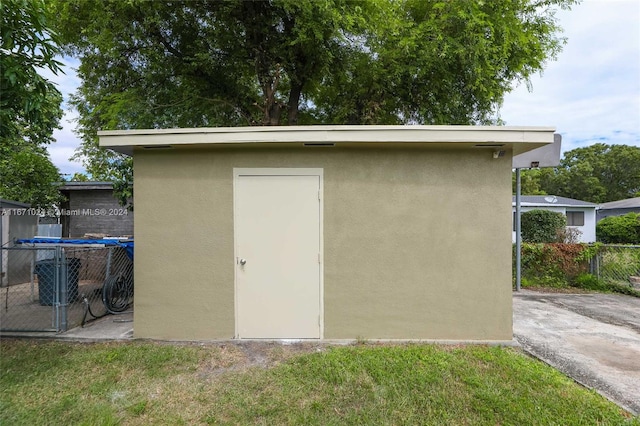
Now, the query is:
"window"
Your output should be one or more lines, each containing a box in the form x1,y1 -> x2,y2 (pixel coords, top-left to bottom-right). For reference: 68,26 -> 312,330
566,211 -> 584,226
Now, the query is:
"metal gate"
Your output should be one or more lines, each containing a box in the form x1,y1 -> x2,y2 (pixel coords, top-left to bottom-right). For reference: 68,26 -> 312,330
1,245 -> 133,332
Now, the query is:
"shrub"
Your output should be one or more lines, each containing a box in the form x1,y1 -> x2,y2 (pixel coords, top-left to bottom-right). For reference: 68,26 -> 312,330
606,282 -> 640,297
515,243 -> 640,297
517,243 -> 593,287
573,273 -> 608,291
521,210 -> 567,243
517,243 -> 564,287
596,213 -> 640,244
556,226 -> 583,244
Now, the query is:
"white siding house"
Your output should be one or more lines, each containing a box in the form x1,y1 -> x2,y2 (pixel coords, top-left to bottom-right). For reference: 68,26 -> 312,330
512,195 -> 597,243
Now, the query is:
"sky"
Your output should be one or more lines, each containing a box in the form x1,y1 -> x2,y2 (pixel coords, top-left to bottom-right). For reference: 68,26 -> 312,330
44,0 -> 640,177
500,0 -> 640,153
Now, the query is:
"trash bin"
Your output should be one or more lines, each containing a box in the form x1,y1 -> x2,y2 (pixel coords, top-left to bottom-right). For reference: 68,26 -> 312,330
35,258 -> 81,306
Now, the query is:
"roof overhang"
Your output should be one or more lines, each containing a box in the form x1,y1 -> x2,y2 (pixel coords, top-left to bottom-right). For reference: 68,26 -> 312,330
0,199 -> 31,209
598,197 -> 640,210
98,125 -> 556,156
513,203 -> 597,209
58,181 -> 114,191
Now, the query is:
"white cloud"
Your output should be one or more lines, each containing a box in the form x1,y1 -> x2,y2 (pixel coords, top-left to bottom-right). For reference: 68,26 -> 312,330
41,57 -> 85,177
49,109 -> 85,177
501,0 -> 640,153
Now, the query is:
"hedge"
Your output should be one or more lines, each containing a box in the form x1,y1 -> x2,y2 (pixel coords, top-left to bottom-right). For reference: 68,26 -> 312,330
596,213 -> 640,244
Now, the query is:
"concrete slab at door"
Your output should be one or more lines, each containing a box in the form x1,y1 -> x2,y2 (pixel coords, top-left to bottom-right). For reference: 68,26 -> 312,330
234,169 -> 322,339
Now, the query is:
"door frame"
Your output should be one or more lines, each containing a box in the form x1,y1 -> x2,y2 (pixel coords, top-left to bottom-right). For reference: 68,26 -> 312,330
232,168 -> 324,339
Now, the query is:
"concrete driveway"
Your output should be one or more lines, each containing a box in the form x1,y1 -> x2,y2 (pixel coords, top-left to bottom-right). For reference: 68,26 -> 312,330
513,291 -> 640,415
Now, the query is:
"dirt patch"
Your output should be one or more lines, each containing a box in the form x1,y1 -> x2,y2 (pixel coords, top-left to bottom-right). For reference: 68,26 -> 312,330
191,340 -> 486,381
195,341 -> 329,379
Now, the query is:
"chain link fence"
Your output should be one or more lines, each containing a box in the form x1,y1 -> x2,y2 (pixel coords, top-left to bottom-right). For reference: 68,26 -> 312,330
1,245 -> 132,332
591,245 -> 640,289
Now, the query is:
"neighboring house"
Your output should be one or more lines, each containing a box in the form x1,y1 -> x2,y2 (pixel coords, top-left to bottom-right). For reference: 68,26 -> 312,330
58,182 -> 133,238
512,195 -> 597,243
99,125 -> 555,342
597,197 -> 640,221
1,199 -> 37,286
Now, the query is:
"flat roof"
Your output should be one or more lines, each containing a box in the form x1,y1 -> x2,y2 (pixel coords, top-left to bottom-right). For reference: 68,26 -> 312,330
58,181 -> 114,191
98,125 -> 556,156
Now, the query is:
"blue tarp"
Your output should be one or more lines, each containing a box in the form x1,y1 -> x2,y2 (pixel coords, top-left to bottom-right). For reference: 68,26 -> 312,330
17,238 -> 134,260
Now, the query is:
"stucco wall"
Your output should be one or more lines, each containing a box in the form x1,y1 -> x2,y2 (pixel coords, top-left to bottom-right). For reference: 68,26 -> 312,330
134,146 -> 513,341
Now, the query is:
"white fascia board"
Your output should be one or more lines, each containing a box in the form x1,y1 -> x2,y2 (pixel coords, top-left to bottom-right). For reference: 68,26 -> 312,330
99,125 -> 556,156
513,203 -> 596,209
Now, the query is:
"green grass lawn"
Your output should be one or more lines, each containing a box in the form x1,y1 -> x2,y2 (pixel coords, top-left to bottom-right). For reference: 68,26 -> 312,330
1,340 -> 637,425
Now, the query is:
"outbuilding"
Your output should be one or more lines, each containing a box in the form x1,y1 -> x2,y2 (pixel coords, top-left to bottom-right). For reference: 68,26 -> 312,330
58,181 -> 133,238
99,125 -> 554,342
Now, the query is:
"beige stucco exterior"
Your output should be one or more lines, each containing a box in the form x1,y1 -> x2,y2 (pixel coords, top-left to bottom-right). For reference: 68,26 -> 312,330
100,126 -> 554,342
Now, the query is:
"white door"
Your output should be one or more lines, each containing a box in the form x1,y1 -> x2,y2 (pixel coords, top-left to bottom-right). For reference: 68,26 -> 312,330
234,169 -> 322,338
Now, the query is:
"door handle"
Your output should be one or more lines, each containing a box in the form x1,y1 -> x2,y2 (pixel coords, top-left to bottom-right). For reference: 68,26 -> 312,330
239,258 -> 247,266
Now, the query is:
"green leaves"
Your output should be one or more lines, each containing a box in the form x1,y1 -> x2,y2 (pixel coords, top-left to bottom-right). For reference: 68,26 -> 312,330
520,144 -> 640,203
0,0 -> 64,208
53,0 -> 576,129
49,0 -> 574,194
0,146 -> 63,208
521,209 -> 567,243
597,213 -> 640,244
314,0 -> 574,125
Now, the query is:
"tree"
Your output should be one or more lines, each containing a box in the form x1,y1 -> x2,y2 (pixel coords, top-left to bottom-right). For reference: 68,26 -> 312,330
513,144 -> 640,204
521,209 -> 567,243
69,172 -> 89,182
540,144 -> 640,203
512,168 -> 552,195
0,148 -> 62,208
52,0 -> 575,189
0,0 -> 64,208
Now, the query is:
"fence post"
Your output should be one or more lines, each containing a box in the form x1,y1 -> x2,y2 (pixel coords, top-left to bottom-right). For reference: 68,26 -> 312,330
56,246 -> 68,332
30,250 -> 36,302
515,168 -> 522,291
106,247 -> 113,280
54,246 -> 59,331
2,248 -> 6,310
